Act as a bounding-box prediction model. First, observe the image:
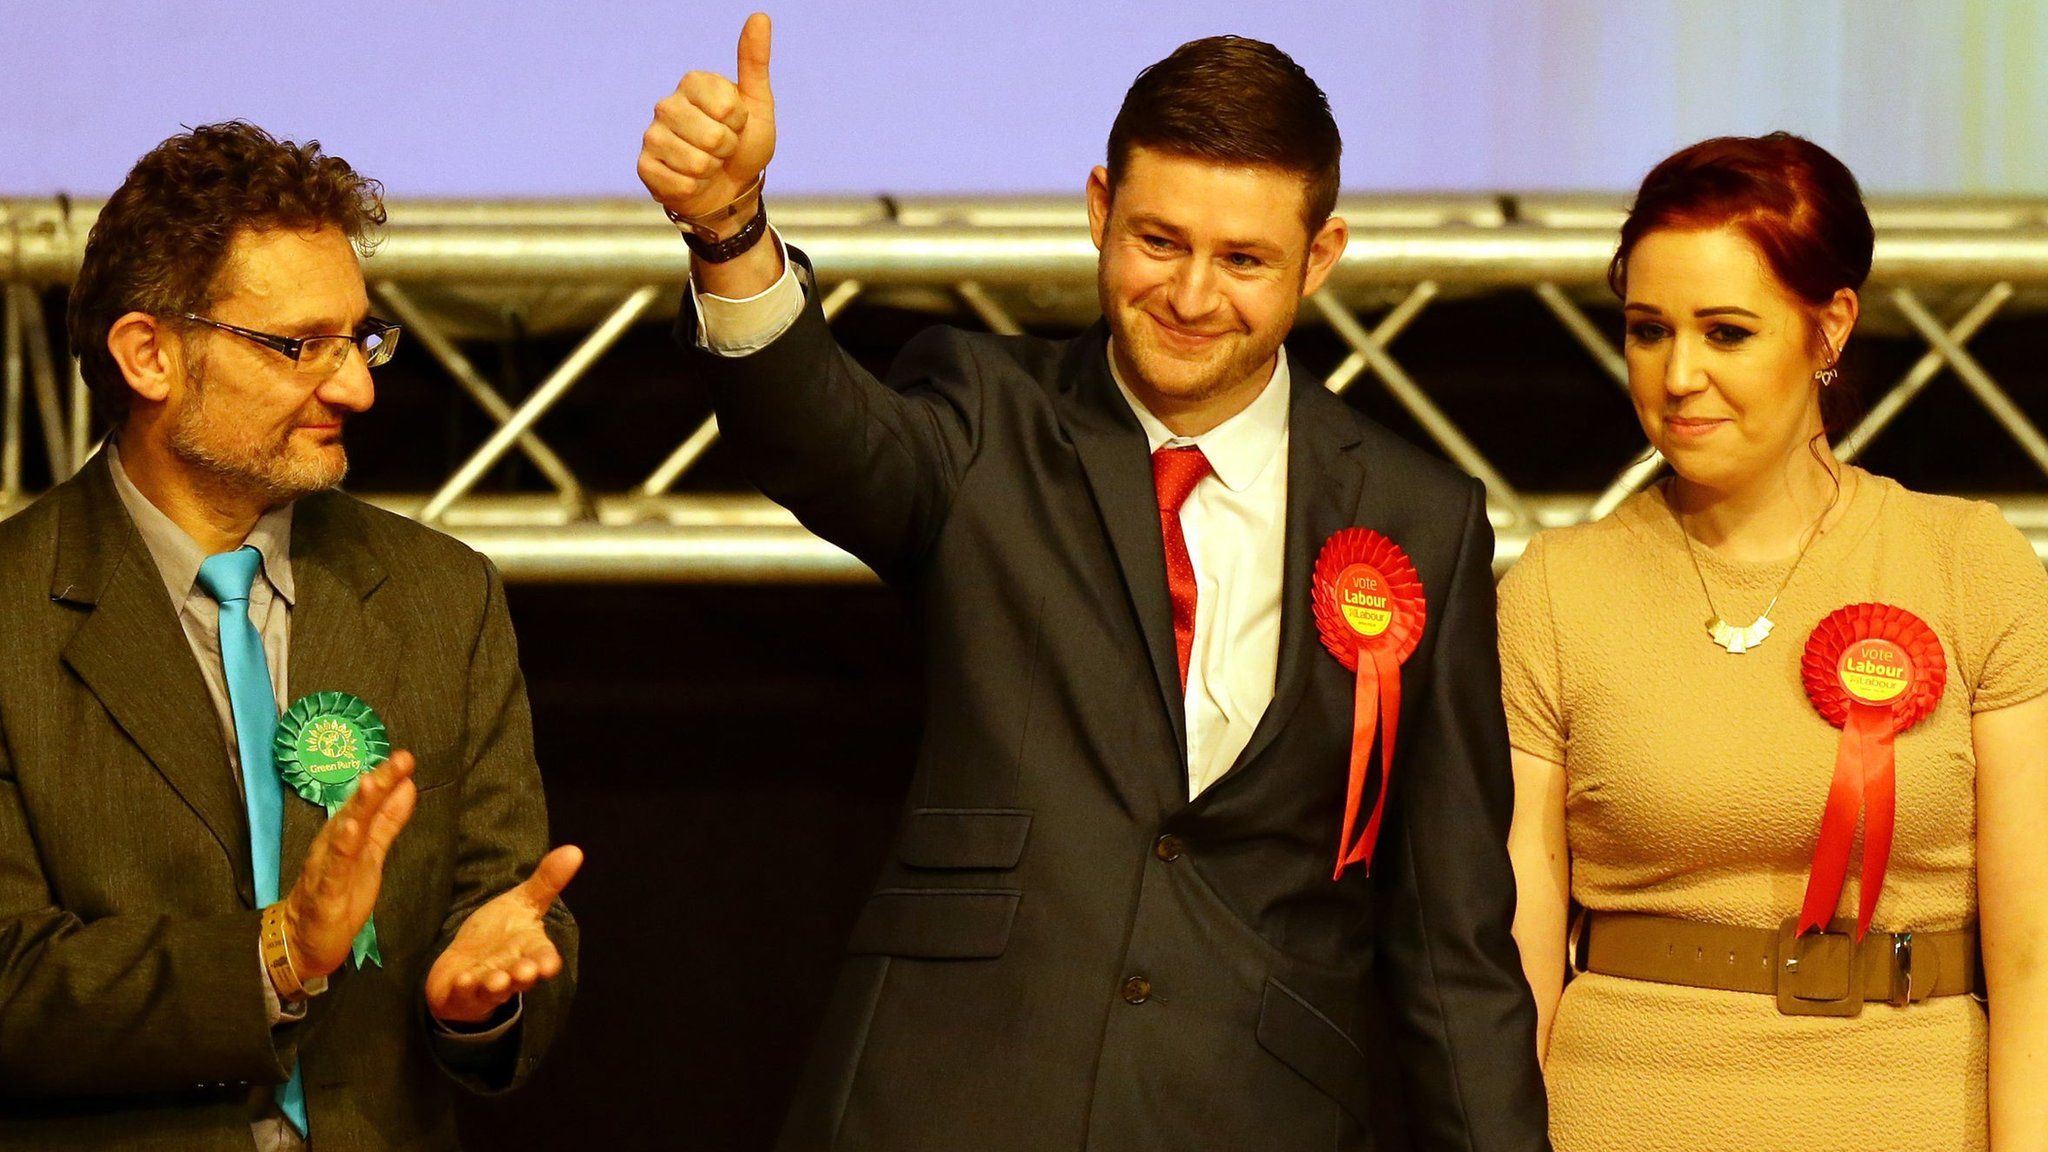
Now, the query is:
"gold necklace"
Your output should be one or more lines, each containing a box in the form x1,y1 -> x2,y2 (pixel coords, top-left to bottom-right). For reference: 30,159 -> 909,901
1673,474 -> 1843,655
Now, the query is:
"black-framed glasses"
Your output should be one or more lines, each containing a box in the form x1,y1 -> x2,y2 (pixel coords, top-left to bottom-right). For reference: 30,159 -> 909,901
179,313 -> 402,376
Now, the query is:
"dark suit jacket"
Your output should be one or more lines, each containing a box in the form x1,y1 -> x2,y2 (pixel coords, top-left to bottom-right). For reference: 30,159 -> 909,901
0,450 -> 577,1150
680,252 -> 1547,1152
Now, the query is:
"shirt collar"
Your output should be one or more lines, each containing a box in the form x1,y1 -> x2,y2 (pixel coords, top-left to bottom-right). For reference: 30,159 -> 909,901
1107,340 -> 1291,494
107,440 -> 297,608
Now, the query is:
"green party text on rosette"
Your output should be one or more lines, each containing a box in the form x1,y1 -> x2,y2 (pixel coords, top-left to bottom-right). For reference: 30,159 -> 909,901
275,691 -> 392,968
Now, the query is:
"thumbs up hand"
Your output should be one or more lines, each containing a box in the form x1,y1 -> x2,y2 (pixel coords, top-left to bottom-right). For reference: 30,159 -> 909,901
639,12 -> 777,223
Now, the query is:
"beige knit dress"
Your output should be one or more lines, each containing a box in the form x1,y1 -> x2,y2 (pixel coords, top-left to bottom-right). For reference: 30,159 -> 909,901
1497,467 -> 2048,1152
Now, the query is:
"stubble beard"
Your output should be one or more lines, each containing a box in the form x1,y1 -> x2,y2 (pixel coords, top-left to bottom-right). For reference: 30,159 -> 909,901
167,369 -> 348,506
1125,325 -> 1281,410
1100,272 -> 1289,415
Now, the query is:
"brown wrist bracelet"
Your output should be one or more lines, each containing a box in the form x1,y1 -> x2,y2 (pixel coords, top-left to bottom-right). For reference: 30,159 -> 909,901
680,198 -> 769,264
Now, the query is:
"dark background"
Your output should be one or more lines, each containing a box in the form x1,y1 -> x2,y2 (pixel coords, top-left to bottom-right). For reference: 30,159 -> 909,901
465,581 -> 918,1149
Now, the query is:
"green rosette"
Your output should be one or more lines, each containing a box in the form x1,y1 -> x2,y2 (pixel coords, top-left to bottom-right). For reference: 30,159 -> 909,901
275,691 -> 392,969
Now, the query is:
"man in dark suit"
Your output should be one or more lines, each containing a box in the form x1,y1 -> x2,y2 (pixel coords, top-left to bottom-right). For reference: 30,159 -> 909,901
640,16 -> 1546,1152
0,122 -> 579,1149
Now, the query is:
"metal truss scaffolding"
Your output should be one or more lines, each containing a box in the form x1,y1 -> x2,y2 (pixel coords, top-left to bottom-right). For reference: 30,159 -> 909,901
5,195 -> 2045,580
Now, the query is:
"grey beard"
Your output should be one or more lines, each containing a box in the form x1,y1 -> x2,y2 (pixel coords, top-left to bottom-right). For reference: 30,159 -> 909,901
166,405 -> 346,505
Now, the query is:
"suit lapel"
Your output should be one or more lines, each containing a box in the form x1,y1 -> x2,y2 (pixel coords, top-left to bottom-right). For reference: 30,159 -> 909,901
55,452 -> 252,891
1058,327 -> 1188,769
282,492 -> 396,878
1206,375 -> 1366,792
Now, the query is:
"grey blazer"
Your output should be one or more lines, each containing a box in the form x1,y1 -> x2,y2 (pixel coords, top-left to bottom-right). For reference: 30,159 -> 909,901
0,449 -> 576,1150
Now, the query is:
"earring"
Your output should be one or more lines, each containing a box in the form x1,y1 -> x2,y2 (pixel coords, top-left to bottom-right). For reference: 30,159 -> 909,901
1815,335 -> 1840,387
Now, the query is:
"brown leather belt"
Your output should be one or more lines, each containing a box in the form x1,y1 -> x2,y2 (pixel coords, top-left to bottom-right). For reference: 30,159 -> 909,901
1574,911 -> 1982,1018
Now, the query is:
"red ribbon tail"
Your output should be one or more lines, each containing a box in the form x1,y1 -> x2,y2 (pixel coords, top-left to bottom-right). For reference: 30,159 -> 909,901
1856,718 -> 1898,941
1334,655 -> 1380,881
1355,645 -> 1403,877
1797,708 -> 1870,935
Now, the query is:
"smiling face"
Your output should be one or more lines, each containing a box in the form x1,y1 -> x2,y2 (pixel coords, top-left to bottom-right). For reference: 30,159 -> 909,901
155,226 -> 376,504
1087,146 -> 1346,434
1622,224 -> 1855,493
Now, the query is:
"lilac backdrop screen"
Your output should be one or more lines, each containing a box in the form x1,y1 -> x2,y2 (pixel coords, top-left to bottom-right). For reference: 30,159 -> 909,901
3,0 -> 2042,196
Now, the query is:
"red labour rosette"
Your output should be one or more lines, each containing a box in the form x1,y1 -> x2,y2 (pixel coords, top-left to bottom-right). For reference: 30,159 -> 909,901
1797,603 -> 1947,941
1312,527 -> 1427,880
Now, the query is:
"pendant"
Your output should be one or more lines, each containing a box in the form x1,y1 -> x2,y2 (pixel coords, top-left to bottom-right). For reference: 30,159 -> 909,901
1707,614 -> 1774,654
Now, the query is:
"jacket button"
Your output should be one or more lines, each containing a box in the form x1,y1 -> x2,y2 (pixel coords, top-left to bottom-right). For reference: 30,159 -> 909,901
1153,834 -> 1185,862
1121,975 -> 1152,1004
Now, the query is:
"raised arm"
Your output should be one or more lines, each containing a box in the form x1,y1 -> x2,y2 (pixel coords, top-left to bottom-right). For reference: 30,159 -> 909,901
641,14 -> 983,583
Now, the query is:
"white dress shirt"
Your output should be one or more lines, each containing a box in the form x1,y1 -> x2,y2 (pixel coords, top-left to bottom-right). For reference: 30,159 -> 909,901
1107,349 -> 1288,798
692,239 -> 1288,798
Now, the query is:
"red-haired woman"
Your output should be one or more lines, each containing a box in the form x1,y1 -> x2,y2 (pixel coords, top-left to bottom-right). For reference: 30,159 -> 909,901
1498,133 -> 2048,1151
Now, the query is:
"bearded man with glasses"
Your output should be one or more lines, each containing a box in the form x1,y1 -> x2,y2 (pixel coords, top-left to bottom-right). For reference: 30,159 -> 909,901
0,121 -> 579,1151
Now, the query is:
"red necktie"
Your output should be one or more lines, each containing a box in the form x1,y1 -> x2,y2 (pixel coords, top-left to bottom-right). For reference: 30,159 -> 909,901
1152,445 -> 1213,691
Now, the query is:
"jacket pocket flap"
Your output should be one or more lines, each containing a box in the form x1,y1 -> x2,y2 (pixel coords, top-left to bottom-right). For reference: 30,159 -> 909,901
1255,977 -> 1369,1125
847,888 -> 1021,959
896,809 -> 1032,870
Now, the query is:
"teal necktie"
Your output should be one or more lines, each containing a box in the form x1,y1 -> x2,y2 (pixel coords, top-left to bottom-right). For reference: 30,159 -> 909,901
196,546 -> 308,1137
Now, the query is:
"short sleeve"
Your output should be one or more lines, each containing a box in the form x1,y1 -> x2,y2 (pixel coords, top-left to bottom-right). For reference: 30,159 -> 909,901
1956,501 -> 2048,713
1496,532 -> 1567,761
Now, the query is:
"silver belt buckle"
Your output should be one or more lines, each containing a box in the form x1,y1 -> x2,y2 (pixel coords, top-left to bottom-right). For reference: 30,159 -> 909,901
1888,932 -> 1914,1007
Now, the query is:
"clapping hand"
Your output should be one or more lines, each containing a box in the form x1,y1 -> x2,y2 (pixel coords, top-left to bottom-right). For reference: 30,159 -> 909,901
425,845 -> 584,1025
281,752 -> 418,981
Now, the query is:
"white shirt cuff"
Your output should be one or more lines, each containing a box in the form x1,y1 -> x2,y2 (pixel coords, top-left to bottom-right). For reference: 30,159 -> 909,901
689,229 -> 803,357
